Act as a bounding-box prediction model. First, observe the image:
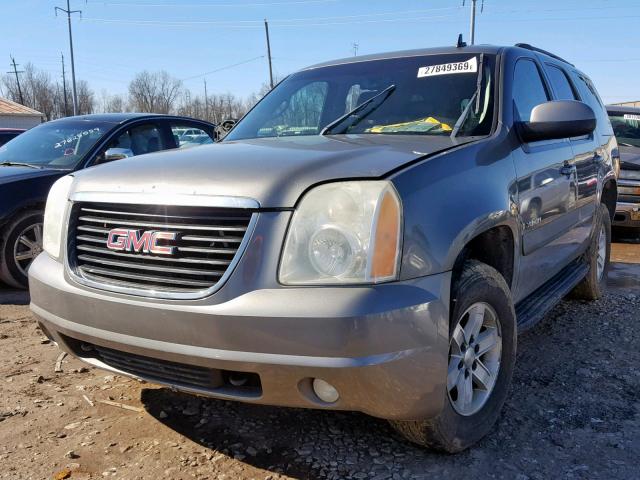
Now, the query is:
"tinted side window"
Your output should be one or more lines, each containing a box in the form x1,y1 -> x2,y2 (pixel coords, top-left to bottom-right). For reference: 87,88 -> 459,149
170,124 -> 214,149
546,65 -> 577,101
513,59 -> 549,122
574,74 -> 604,114
95,123 -> 166,164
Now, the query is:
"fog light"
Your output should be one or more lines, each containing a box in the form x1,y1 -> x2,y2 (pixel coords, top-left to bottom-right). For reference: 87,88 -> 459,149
312,378 -> 339,403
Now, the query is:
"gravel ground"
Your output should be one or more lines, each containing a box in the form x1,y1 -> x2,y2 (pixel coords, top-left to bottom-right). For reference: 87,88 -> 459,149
0,242 -> 638,480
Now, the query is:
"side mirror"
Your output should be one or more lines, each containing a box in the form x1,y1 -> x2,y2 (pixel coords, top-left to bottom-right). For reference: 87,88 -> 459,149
215,119 -> 237,141
103,147 -> 134,162
518,100 -> 596,143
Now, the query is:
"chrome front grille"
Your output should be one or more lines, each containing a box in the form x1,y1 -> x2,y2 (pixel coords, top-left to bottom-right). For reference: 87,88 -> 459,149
68,202 -> 255,298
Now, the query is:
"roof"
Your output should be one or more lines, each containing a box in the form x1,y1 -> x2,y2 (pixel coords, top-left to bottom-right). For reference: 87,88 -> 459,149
52,112 -> 163,124
0,97 -> 42,117
606,105 -> 640,114
45,113 -> 215,126
304,45 -> 503,70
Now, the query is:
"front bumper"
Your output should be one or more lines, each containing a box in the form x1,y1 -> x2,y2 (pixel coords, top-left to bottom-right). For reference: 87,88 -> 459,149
613,202 -> 640,229
29,253 -> 451,421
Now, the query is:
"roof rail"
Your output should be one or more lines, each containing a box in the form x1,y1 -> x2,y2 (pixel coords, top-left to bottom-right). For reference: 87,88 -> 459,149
514,43 -> 574,67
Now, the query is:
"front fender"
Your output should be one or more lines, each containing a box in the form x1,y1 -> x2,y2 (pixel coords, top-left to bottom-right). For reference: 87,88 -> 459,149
390,137 -> 520,280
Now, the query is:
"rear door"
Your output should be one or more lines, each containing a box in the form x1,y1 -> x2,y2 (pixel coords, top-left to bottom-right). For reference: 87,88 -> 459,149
544,63 -> 598,246
511,57 -> 581,298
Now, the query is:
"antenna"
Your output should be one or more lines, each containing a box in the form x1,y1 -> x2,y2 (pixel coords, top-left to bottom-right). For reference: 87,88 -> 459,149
352,42 -> 359,56
457,34 -> 467,48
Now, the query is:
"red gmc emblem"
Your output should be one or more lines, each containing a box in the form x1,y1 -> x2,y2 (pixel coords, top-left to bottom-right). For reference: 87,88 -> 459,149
107,228 -> 177,255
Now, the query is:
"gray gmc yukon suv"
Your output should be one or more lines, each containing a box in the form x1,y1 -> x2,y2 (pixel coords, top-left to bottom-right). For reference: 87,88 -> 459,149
29,44 -> 617,452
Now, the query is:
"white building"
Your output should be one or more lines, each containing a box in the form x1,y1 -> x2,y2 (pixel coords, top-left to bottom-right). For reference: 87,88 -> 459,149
0,97 -> 43,129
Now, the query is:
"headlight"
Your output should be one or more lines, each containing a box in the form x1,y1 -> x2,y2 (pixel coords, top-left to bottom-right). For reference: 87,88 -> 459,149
280,181 -> 402,285
43,175 -> 74,259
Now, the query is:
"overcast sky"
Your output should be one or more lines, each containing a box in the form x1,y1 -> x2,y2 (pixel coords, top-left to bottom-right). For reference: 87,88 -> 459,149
3,0 -> 640,103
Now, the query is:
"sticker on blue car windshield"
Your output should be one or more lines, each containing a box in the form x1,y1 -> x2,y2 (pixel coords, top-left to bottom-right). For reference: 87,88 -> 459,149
417,56 -> 478,78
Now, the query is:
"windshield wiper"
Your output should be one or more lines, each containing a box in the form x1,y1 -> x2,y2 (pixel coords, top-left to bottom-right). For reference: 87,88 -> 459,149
321,84 -> 396,136
0,161 -> 43,169
618,142 -> 635,147
451,54 -> 485,139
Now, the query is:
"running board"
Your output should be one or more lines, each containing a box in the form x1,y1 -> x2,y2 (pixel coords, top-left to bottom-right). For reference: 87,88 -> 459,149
515,260 -> 589,332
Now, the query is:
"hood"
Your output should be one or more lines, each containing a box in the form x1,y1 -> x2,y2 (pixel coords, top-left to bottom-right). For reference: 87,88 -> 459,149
619,145 -> 640,171
71,135 -> 470,208
0,165 -> 67,186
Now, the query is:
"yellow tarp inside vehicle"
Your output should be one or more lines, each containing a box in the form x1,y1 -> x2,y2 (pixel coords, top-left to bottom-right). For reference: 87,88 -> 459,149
366,116 -> 453,134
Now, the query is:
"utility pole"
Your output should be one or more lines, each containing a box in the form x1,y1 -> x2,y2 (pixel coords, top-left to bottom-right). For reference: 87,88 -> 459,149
55,0 -> 81,115
61,53 -> 69,117
264,19 -> 274,90
203,78 -> 209,120
463,0 -> 483,45
8,56 -> 24,105
352,42 -> 359,56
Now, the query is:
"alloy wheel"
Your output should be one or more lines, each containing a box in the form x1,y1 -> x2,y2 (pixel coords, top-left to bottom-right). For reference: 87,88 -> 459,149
13,222 -> 43,277
447,302 -> 502,416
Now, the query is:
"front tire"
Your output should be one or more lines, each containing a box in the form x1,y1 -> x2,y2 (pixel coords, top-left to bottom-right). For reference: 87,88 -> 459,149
571,203 -> 611,300
390,260 -> 517,452
0,210 -> 44,289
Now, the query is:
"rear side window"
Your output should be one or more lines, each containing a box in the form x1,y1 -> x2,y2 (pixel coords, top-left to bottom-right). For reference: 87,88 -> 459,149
170,124 -> 214,149
574,74 -> 604,113
546,65 -> 577,100
513,59 -> 549,122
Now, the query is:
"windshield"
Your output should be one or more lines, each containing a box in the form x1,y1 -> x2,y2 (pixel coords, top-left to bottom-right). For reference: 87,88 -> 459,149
0,120 -> 114,169
227,53 -> 495,141
609,112 -> 640,148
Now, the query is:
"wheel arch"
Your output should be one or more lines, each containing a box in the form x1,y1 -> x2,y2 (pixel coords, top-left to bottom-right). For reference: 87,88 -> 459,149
0,202 -> 46,240
451,224 -> 517,294
601,179 -> 617,222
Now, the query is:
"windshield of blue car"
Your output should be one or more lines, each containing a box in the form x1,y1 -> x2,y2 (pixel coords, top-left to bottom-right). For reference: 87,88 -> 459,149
0,120 -> 113,169
609,113 -> 640,148
226,53 -> 496,141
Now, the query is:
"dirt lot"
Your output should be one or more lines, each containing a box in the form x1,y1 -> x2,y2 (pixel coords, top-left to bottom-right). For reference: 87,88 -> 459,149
1,240 -> 639,480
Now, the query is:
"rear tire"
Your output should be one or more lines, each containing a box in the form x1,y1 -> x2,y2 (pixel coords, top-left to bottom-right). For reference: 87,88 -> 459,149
390,260 -> 517,452
571,203 -> 611,301
0,210 -> 44,289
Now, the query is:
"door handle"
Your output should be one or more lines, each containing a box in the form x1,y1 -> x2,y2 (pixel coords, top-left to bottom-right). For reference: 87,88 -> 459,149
560,164 -> 575,176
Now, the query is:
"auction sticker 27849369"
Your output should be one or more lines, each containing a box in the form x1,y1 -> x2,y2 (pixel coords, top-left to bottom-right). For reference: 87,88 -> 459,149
417,56 -> 478,78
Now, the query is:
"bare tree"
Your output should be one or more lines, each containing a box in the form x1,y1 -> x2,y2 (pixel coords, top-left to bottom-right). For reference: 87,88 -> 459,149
76,80 -> 95,115
128,70 -> 182,114
1,63 -> 94,120
100,90 -> 127,113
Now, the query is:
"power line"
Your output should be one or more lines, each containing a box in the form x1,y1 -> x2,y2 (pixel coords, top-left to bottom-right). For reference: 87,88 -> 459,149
88,0 -> 340,7
55,0 -> 82,115
75,6 -> 467,27
7,56 -> 25,105
180,56 -> 265,82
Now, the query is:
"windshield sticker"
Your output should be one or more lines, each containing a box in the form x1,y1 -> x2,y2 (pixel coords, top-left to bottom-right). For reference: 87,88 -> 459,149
623,114 -> 640,121
54,128 -> 101,149
417,56 -> 478,78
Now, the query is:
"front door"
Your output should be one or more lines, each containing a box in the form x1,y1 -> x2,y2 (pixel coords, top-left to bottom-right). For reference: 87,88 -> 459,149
511,58 -> 581,300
